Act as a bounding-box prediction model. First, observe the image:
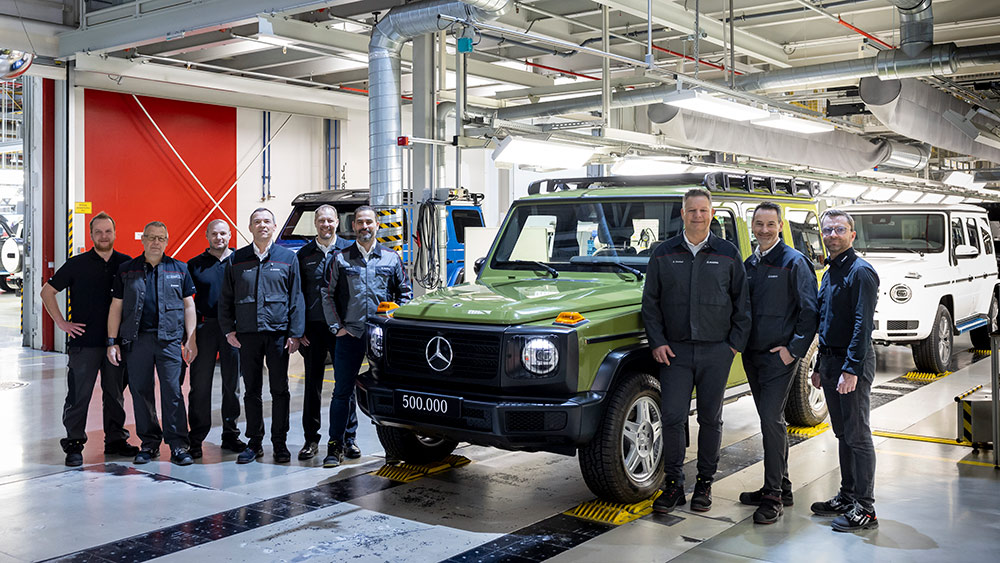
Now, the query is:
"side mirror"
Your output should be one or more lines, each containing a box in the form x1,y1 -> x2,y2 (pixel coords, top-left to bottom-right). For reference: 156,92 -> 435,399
474,257 -> 486,275
955,244 -> 979,258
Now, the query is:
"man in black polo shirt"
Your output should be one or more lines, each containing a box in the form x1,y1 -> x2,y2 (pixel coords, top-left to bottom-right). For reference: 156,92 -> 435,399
185,219 -> 245,458
296,204 -> 354,461
107,221 -> 198,466
810,208 -> 880,532
41,212 -> 138,466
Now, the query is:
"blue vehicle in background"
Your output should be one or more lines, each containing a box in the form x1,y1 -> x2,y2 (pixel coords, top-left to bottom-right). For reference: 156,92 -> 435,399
276,188 -> 485,286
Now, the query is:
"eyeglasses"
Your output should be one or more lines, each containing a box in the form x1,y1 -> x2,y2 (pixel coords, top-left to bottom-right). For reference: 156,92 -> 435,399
821,226 -> 850,236
143,235 -> 168,243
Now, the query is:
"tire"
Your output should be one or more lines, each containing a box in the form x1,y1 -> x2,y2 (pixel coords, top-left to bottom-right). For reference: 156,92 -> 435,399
970,291 -> 998,350
578,372 -> 664,504
375,424 -> 458,464
0,276 -> 9,293
912,304 -> 953,373
784,337 -> 828,427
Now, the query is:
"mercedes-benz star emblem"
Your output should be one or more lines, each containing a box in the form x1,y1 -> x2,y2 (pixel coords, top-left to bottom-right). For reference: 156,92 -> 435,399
425,335 -> 453,372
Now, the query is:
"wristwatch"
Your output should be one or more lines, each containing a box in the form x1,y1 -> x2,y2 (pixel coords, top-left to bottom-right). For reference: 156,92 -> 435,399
107,337 -> 117,346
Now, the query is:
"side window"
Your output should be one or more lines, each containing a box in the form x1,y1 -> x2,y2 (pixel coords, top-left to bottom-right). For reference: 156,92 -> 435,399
450,209 -> 484,245
966,218 -> 981,253
952,217 -> 965,249
787,209 -> 825,270
981,221 -> 994,255
744,207 -> 758,252
712,209 -> 740,247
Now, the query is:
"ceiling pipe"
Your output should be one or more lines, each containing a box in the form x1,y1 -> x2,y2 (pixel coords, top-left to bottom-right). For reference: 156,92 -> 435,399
888,0 -> 933,56
368,0 -> 511,207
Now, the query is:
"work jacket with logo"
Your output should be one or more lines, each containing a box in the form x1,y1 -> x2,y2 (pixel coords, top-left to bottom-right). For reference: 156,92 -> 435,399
642,232 -> 751,350
322,243 -> 413,338
744,240 -> 819,358
298,237 -> 352,323
113,255 -> 193,343
219,243 -> 305,337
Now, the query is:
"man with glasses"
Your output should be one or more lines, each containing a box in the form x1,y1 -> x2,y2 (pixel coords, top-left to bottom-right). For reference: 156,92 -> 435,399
643,188 -> 751,514
107,221 -> 198,466
739,201 -> 819,524
41,212 -> 138,466
810,209 -> 880,532
220,208 -> 305,465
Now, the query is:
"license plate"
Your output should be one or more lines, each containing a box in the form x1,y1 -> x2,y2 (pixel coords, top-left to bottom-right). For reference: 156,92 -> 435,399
394,390 -> 461,419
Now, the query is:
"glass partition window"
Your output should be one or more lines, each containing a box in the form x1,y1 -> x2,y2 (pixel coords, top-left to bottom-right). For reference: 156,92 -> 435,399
787,209 -> 825,268
853,213 -> 946,254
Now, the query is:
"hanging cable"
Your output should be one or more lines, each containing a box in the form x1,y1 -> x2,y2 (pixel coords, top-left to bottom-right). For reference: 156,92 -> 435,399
412,200 -> 441,289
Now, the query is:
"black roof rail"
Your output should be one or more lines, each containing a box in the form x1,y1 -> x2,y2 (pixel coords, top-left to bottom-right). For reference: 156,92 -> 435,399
525,172 -> 819,197
702,171 -> 818,197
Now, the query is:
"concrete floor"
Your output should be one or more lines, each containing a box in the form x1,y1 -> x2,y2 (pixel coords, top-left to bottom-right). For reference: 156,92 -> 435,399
1,289 -> 998,562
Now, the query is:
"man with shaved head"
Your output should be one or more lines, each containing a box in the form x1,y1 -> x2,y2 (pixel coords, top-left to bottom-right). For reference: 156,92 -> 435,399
185,219 -> 245,458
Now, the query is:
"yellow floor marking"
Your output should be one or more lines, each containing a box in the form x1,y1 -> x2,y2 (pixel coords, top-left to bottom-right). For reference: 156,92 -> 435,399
876,448 -> 997,468
871,430 -> 973,447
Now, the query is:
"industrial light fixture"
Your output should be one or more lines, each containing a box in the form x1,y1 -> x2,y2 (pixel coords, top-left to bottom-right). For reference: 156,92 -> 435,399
610,157 -> 691,176
917,193 -> 945,204
827,182 -> 868,198
751,114 -> 835,134
943,109 -> 1000,151
492,136 -> 596,169
662,89 -> 770,122
865,187 -> 899,201
942,195 -> 966,204
943,170 -> 976,188
892,190 -> 923,203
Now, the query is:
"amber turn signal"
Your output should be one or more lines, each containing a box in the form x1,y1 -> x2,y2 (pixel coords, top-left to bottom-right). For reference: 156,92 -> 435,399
554,312 -> 586,325
377,301 -> 400,315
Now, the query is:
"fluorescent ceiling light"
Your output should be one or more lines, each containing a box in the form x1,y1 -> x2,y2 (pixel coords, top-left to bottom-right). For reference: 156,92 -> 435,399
0,168 -> 23,186
751,114 -> 835,134
0,141 -> 22,154
663,89 -> 769,121
611,158 -> 691,176
828,182 -> 867,198
964,197 -> 984,203
892,190 -> 923,203
918,193 -> 945,204
942,195 -> 965,204
943,170 -> 975,188
492,136 -> 596,169
865,187 -> 898,201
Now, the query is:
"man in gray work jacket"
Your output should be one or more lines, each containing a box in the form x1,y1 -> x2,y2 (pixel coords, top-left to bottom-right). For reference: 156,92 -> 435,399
107,221 -> 198,466
219,208 -> 305,465
322,206 -> 412,467
739,201 -> 819,524
642,187 -> 751,514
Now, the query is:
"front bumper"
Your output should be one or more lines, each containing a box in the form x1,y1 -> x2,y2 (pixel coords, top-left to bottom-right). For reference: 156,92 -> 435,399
356,373 -> 605,455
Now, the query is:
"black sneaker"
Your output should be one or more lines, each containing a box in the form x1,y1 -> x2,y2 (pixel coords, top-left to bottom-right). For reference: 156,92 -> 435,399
753,494 -> 784,524
104,440 -> 140,457
298,441 -> 319,460
170,448 -> 194,466
811,494 -> 853,517
134,449 -> 160,464
236,445 -> 264,464
739,488 -> 794,507
322,441 -> 344,468
652,480 -> 686,514
344,438 -> 361,459
690,476 -> 712,512
64,440 -> 84,467
273,443 -> 291,464
832,505 -> 878,532
188,443 -> 203,459
221,437 -> 247,453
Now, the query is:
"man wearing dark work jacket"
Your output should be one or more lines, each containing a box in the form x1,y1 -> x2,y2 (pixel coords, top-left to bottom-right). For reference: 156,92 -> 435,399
220,208 -> 305,465
185,219 -> 245,458
296,204 -> 354,461
739,201 -> 819,524
810,208 -> 880,533
643,187 -> 750,514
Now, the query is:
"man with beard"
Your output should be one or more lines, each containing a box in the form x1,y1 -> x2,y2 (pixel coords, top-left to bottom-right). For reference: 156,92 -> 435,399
322,206 -> 412,467
295,205 -> 354,461
41,212 -> 139,466
108,221 -> 198,466
220,208 -> 305,464
185,219 -> 246,458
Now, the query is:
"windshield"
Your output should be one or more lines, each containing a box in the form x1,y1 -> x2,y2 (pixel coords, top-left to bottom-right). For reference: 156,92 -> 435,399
853,213 -> 945,253
279,206 -> 359,242
490,199 -> 688,273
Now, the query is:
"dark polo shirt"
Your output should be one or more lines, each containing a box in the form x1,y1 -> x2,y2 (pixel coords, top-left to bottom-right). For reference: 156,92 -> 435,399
47,248 -> 131,348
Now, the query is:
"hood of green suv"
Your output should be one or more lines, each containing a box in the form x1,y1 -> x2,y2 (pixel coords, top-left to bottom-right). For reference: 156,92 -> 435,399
392,278 -> 642,324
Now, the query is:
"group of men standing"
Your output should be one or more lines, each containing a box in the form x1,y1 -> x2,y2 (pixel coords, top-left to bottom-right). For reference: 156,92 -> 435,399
43,204 -> 411,469
642,189 -> 880,533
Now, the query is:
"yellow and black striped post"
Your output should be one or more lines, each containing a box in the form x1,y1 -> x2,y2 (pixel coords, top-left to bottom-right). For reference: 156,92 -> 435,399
66,208 -> 74,322
376,208 -> 405,252
954,385 -> 982,443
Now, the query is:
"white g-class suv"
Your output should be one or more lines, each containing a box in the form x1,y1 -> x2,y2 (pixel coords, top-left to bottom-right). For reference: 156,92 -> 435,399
842,204 -> 999,373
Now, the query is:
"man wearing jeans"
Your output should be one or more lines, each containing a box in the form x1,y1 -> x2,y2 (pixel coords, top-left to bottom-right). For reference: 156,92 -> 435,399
811,208 -> 880,532
322,206 -> 412,467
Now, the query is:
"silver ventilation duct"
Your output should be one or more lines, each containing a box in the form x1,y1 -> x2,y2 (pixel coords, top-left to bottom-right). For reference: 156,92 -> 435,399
889,0 -> 934,56
646,104 -> 927,173
495,85 -> 673,121
860,77 -> 1000,164
368,0 -> 510,206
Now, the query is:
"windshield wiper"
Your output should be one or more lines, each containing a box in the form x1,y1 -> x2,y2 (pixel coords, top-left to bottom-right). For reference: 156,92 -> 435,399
607,261 -> 643,281
503,260 -> 559,278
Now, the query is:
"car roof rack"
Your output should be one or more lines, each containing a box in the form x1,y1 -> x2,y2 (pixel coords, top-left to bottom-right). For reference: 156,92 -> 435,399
527,172 -> 818,197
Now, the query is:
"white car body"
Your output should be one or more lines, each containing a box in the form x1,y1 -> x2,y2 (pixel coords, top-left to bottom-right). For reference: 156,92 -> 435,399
842,204 -> 999,345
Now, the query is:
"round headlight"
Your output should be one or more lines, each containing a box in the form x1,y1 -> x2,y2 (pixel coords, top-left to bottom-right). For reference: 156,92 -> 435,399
369,325 -> 384,358
521,337 -> 559,375
890,283 -> 911,304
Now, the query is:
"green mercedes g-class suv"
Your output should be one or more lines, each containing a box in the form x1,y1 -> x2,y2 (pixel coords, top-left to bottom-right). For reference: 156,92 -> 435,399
359,172 -> 828,503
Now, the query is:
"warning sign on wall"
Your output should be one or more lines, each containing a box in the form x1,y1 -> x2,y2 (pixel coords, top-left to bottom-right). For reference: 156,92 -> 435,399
74,202 -> 92,214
